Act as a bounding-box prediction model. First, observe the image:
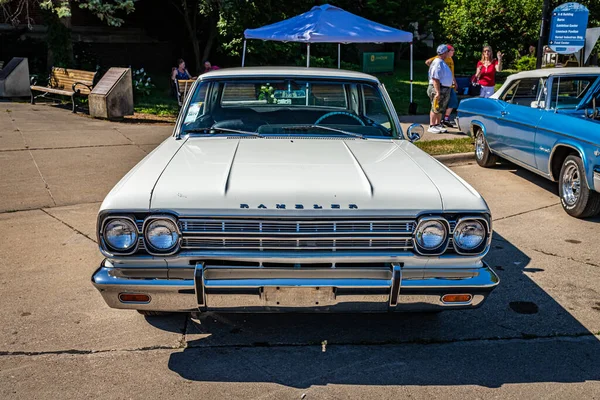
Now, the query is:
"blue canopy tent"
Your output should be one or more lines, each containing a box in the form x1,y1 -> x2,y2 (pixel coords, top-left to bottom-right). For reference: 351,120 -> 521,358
243,4 -> 415,103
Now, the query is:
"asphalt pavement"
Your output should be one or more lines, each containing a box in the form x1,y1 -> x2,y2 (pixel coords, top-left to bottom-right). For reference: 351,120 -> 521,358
1,103 -> 599,399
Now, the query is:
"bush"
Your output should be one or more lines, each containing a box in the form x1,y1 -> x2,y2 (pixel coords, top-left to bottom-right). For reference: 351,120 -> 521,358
515,55 -> 537,72
132,68 -> 155,97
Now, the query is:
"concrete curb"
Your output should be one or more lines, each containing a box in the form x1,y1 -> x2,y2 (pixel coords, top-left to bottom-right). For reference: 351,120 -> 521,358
433,152 -> 475,166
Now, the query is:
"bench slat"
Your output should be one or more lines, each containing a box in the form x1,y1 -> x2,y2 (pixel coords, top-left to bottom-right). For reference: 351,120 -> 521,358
31,86 -> 74,96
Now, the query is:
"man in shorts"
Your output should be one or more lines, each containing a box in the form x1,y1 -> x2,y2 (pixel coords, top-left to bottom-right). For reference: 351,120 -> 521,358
426,44 -> 458,127
426,44 -> 453,134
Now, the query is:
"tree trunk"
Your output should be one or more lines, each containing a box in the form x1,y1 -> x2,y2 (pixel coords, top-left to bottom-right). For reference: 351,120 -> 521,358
202,11 -> 218,65
180,0 -> 202,75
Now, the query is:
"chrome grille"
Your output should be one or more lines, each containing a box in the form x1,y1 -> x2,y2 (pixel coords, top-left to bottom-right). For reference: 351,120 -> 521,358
179,218 -> 415,251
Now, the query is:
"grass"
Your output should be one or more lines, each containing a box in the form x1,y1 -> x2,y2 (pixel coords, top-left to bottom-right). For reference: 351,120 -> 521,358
134,91 -> 179,119
415,137 -> 474,156
375,60 -> 431,116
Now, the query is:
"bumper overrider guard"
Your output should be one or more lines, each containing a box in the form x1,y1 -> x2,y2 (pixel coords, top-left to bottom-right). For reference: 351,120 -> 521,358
92,260 -> 500,312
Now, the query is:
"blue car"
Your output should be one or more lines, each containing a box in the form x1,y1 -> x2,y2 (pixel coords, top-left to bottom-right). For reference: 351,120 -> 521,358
457,67 -> 600,218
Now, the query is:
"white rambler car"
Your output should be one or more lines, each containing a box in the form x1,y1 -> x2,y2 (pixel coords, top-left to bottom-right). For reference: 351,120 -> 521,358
92,67 -> 499,315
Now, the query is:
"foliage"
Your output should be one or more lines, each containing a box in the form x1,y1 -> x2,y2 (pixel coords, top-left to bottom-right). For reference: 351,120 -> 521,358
258,84 -> 275,104
132,68 -> 155,97
1,0 -> 134,26
441,0 -> 543,68
514,55 -> 537,72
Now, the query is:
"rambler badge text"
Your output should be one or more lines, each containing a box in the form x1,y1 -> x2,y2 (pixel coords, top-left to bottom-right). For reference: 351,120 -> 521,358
240,204 -> 359,209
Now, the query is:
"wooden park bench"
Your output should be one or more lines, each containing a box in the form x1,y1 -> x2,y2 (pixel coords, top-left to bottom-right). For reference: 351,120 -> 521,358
30,67 -> 97,113
176,79 -> 195,106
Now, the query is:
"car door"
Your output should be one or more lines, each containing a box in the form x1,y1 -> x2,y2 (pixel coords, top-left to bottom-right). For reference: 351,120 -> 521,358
534,74 -> 600,176
495,77 -> 545,168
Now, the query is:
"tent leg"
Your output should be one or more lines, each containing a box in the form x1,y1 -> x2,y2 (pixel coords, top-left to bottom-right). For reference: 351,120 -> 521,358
410,42 -> 413,104
338,43 -> 341,69
241,40 -> 247,67
307,43 -> 310,67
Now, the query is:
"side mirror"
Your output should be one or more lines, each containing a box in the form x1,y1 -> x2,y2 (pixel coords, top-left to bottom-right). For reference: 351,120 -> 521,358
407,123 -> 423,143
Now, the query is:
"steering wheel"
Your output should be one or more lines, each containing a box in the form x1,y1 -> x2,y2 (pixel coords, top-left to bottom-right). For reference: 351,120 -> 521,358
315,111 -> 366,126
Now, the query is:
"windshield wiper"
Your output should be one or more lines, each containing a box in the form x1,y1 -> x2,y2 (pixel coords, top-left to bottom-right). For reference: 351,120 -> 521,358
282,125 -> 365,139
183,127 -> 263,137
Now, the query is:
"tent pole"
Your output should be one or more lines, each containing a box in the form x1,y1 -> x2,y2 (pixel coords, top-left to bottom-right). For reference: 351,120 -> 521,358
307,43 -> 310,67
410,42 -> 413,103
241,40 -> 247,67
338,43 -> 341,68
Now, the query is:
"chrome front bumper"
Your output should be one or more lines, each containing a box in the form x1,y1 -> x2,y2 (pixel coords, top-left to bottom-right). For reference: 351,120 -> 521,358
92,260 -> 499,313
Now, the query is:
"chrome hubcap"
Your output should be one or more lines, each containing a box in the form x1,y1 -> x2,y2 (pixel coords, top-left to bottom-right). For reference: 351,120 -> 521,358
475,134 -> 485,160
562,163 -> 581,206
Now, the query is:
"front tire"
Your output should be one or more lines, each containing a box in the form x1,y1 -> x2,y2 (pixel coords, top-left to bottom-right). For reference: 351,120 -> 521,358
474,130 -> 498,168
558,155 -> 600,218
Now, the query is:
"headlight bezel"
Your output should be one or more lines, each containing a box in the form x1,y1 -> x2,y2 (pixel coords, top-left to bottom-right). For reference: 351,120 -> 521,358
100,216 -> 139,255
413,217 -> 450,255
452,216 -> 490,255
142,215 -> 181,255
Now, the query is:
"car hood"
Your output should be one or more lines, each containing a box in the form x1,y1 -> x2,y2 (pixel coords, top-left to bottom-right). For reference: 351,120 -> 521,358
145,137 -> 488,216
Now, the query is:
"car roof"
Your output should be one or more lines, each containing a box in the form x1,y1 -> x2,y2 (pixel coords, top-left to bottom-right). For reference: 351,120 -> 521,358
507,67 -> 600,79
199,67 -> 380,83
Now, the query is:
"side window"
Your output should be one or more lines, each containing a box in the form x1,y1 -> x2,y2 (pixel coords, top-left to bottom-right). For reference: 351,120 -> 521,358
501,78 -> 541,106
549,76 -> 597,110
362,84 -> 391,128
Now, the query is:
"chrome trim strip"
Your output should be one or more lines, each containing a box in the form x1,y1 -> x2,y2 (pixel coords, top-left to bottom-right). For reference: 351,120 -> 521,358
499,152 -> 552,180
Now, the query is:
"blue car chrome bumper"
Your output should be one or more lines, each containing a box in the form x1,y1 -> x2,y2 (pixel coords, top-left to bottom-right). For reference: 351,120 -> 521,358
92,260 -> 500,313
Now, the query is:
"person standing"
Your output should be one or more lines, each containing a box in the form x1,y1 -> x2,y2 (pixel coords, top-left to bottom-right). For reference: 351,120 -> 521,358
475,45 -> 503,98
426,44 -> 453,134
425,44 -> 458,127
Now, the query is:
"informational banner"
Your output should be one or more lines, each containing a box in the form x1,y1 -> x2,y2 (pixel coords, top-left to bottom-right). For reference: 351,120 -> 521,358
549,2 -> 589,54
363,52 -> 394,73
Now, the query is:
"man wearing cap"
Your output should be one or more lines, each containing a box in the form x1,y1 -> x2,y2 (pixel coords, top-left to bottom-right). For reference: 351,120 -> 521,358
426,44 -> 458,127
426,44 -> 454,134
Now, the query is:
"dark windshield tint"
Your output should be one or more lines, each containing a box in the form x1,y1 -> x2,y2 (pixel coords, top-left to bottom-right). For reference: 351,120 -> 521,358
181,79 -> 397,138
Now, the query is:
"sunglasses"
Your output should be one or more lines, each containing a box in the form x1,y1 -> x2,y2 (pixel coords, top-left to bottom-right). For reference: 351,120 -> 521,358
483,50 -> 491,53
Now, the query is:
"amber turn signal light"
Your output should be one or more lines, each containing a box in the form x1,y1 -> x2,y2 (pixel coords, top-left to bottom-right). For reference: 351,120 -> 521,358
441,294 -> 473,303
119,293 -> 151,303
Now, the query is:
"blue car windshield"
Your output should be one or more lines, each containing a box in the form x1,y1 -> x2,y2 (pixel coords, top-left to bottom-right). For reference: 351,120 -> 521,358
179,79 -> 398,138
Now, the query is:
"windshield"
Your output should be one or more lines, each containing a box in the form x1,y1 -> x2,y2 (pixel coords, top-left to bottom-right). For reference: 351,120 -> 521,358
179,78 -> 398,138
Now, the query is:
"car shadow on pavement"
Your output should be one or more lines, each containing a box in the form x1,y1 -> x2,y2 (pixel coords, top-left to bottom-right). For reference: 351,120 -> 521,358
159,232 -> 600,388
495,161 -> 559,196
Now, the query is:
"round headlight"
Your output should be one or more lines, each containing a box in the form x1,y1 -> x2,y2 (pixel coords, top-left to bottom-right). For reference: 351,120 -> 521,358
103,219 -> 138,251
415,220 -> 447,250
145,219 -> 180,251
453,220 -> 486,250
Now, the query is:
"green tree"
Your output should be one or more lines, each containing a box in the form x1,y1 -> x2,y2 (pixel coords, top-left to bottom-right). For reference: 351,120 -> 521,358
440,0 -> 543,69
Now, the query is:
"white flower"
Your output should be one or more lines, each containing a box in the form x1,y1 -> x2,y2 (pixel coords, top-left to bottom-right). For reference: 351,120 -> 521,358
140,68 -> 144,73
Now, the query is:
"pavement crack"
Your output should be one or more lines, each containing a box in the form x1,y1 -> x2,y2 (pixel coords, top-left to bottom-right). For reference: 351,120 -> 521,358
493,203 -> 560,222
113,127 -> 150,154
530,247 -> 600,268
0,201 -> 102,215
26,149 -> 57,207
40,208 -> 97,244
2,333 -> 598,359
0,143 -> 138,153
